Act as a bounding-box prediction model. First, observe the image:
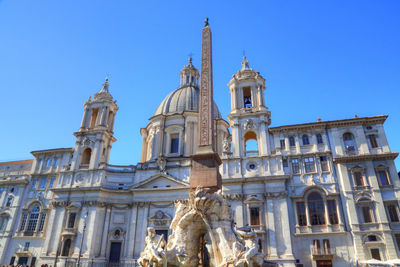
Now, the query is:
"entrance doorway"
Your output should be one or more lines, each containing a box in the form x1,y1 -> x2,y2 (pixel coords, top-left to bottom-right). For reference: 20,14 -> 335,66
109,242 -> 122,263
316,260 -> 332,267
17,257 -> 28,266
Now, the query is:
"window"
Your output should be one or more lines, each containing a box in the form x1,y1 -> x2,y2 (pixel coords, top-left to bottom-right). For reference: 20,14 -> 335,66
327,200 -> 339,225
313,240 -> 321,254
38,213 -> 46,232
6,197 -> 13,207
19,213 -> 28,231
170,134 -> 179,154
367,235 -> 378,242
308,192 -> 325,225
320,156 -> 329,172
323,239 -> 330,254
302,135 -> 310,145
37,159 -> 42,169
67,213 -> 76,228
24,242 -> 30,251
362,206 -> 373,223
280,139 -> 286,149
31,178 -> 37,190
81,148 -> 92,166
90,108 -> 99,128
387,204 -> 400,222
38,178 -> 47,189
155,229 -> 169,243
62,239 -> 72,256
26,206 -> 40,232
46,159 -> 52,167
370,248 -> 381,260
289,136 -> 295,147
378,170 -> 390,186
316,134 -> 323,144
343,133 -> 356,155
291,159 -> 300,174
394,234 -> 400,252
0,217 -> 7,231
282,159 -> 288,168
31,257 -> 37,266
54,158 -> 59,166
9,256 -> 15,265
48,177 -> 55,188
304,157 -> 315,173
244,131 -> 258,156
186,76 -> 189,84
354,172 -> 365,187
250,207 -> 260,226
296,202 -> 307,226
243,86 -> 252,108
368,135 -> 378,148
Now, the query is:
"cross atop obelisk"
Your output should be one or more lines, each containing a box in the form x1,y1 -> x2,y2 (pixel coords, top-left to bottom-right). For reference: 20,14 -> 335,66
190,18 -> 222,191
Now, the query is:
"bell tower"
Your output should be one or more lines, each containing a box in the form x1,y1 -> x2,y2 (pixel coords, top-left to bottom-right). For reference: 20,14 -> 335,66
71,78 -> 118,170
227,57 -> 271,157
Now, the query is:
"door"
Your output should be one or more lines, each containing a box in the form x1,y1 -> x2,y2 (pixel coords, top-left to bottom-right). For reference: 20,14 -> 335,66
109,242 -> 122,263
316,260 -> 332,267
17,257 -> 28,266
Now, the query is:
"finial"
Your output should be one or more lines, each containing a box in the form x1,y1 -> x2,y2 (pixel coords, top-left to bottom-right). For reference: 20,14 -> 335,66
189,57 -> 192,64
204,17 -> 209,26
317,117 -> 322,122
105,77 -> 109,83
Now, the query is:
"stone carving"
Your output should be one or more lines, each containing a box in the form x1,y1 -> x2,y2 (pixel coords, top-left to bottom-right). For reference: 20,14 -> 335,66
148,210 -> 172,226
243,119 -> 255,130
223,137 -> 231,153
81,137 -> 95,147
264,191 -> 288,199
138,227 -> 167,267
156,156 -> 167,173
233,226 -> 265,267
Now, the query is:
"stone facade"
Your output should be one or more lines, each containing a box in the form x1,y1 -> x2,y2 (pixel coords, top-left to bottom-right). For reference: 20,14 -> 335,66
0,56 -> 399,267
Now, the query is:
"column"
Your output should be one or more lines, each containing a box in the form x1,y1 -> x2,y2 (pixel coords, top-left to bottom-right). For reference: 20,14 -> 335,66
295,135 -> 301,154
42,207 -> 57,255
278,197 -> 294,258
100,206 -> 111,258
266,198 -> 277,258
127,204 -> 138,258
73,206 -> 88,257
231,121 -> 240,157
80,108 -> 89,128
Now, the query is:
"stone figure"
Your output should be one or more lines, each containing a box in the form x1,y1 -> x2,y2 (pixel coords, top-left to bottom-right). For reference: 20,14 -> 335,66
223,137 -> 231,153
138,227 -> 167,267
156,156 -> 167,173
233,226 -> 264,267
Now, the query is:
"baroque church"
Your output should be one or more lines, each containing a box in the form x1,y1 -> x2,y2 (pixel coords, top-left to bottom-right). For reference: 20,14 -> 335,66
0,22 -> 400,267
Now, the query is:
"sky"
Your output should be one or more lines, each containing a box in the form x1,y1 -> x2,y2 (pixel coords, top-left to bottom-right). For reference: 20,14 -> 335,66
0,1 -> 399,170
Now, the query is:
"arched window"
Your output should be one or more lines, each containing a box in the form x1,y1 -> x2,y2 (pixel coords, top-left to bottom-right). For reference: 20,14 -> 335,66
302,134 -> 310,145
316,134 -> 323,144
81,148 -> 92,166
5,196 -> 13,207
26,205 -> 40,232
308,192 -> 325,225
343,132 -> 356,155
62,239 -> 71,256
244,131 -> 258,156
0,216 -> 8,231
289,136 -> 295,147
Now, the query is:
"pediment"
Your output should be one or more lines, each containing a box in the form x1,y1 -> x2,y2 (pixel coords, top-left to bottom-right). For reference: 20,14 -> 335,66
131,173 -> 189,190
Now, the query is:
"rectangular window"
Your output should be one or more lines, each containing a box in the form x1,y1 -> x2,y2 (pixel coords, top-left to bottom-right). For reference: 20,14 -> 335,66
378,171 -> 390,186
362,206 -> 373,223
243,86 -> 252,108
395,234 -> 400,252
10,256 -> 15,265
31,257 -> 36,266
19,213 -> 28,231
317,134 -> 324,144
46,159 -> 52,167
0,218 -> 7,231
371,248 -> 381,260
296,202 -> 307,226
24,242 -> 30,251
170,134 -> 179,154
282,159 -> 288,168
304,157 -> 315,173
31,178 -> 38,190
38,213 -> 46,232
313,240 -> 321,255
327,200 -> 339,225
48,177 -> 55,188
387,204 -> 400,222
67,213 -> 76,228
354,172 -> 364,186
54,158 -> 59,166
155,229 -> 169,243
368,135 -> 378,148
250,207 -> 260,226
320,156 -> 329,172
38,178 -> 47,189
280,139 -> 285,149
291,159 -> 300,174
90,108 -> 99,128
323,239 -> 330,254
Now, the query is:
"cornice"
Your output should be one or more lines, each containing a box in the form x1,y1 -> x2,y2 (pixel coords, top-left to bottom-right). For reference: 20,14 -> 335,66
333,152 -> 398,163
269,115 -> 388,133
31,148 -> 73,156
0,178 -> 29,185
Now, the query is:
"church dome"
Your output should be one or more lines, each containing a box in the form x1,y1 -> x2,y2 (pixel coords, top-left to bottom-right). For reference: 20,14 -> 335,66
154,58 -> 222,118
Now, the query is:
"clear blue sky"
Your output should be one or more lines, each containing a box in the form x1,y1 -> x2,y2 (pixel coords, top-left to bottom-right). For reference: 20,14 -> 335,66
0,1 -> 399,170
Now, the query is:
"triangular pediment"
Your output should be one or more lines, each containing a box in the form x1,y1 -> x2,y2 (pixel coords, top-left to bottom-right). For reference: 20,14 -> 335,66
131,173 -> 189,190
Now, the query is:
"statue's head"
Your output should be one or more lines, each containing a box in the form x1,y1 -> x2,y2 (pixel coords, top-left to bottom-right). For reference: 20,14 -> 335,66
147,227 -> 156,237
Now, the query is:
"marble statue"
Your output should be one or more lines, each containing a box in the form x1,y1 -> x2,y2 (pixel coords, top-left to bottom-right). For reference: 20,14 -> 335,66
138,227 -> 167,267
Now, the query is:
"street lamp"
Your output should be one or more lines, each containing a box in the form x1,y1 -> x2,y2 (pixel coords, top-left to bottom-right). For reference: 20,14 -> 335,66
77,210 -> 88,267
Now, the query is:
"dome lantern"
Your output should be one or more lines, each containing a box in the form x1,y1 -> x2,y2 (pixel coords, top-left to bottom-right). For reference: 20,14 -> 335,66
180,57 -> 199,88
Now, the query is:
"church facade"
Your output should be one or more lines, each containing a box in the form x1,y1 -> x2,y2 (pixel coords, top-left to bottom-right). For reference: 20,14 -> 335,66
0,52 -> 399,266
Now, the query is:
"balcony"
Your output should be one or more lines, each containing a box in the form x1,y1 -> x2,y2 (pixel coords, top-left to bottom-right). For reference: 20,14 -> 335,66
15,247 -> 31,257
245,150 -> 259,157
345,146 -> 357,155
312,248 -> 335,260
62,227 -> 77,237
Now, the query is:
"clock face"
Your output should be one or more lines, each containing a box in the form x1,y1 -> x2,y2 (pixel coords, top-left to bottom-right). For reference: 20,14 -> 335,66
156,211 -> 163,219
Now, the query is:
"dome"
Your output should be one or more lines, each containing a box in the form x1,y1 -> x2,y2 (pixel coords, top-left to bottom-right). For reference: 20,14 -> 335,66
154,86 -> 222,118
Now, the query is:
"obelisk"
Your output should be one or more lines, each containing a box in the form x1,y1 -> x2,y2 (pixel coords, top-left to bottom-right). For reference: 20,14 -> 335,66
190,18 -> 222,191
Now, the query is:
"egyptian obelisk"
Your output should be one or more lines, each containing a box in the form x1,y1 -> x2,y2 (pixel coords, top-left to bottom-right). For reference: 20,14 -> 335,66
190,18 -> 222,191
